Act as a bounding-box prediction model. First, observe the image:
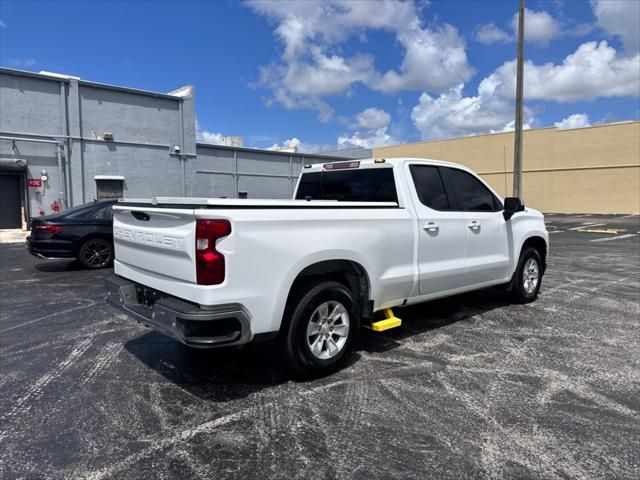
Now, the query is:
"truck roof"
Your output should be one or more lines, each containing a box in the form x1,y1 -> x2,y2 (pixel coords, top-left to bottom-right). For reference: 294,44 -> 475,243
302,157 -> 466,173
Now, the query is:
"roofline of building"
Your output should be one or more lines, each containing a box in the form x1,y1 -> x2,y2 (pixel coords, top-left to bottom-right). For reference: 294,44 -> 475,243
376,120 -> 640,149
195,142 -> 347,160
0,67 -> 186,101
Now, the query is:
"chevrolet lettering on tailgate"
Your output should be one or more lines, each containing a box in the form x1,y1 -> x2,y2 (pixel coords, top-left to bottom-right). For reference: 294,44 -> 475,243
113,227 -> 185,251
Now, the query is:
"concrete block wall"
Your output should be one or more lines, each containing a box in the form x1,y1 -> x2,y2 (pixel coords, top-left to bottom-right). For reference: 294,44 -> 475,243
373,122 -> 640,214
0,68 -> 341,228
0,68 -> 195,222
194,144 -> 335,199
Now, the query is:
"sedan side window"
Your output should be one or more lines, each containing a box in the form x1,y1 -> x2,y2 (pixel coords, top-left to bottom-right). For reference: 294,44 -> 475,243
409,165 -> 450,210
446,168 -> 500,212
90,204 -> 114,220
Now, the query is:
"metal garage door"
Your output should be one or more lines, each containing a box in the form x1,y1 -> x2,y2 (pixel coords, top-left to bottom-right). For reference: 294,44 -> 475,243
0,175 -> 22,228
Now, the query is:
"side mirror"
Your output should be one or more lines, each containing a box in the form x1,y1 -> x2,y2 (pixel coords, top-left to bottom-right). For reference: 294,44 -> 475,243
503,197 -> 525,220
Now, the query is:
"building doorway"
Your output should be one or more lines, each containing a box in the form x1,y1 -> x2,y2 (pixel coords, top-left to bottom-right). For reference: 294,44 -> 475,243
0,174 -> 23,228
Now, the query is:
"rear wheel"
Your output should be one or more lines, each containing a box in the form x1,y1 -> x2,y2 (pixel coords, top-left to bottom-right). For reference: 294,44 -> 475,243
280,280 -> 359,377
510,247 -> 543,303
78,238 -> 113,269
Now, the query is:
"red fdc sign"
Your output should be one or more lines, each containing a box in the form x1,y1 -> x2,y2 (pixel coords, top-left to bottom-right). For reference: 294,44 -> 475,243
28,178 -> 42,188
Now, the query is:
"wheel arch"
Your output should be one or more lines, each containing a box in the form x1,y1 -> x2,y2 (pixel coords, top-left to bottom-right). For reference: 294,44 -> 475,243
520,235 -> 548,273
75,231 -> 112,250
277,258 -> 372,334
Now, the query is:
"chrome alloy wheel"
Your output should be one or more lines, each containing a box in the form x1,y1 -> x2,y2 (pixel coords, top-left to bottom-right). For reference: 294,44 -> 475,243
81,239 -> 112,268
522,257 -> 540,294
306,300 -> 350,360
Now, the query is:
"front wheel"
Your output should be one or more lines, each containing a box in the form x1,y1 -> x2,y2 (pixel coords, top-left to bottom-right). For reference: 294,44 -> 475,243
78,238 -> 113,269
510,247 -> 543,303
280,280 -> 360,377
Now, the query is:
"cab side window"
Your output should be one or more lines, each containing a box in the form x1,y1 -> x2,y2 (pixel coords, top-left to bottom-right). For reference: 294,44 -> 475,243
445,168 -> 501,212
409,165 -> 450,210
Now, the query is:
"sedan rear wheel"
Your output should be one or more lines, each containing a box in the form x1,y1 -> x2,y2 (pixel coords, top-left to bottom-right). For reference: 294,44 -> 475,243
78,238 -> 113,269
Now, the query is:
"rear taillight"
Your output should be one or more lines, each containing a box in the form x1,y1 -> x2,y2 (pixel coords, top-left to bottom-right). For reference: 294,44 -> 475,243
195,219 -> 231,285
33,224 -> 62,236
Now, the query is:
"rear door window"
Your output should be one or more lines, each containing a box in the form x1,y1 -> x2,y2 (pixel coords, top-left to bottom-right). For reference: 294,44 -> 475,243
296,168 -> 397,202
409,165 -> 450,210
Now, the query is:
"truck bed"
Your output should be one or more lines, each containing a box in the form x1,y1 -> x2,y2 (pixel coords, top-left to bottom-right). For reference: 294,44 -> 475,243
117,197 -> 398,209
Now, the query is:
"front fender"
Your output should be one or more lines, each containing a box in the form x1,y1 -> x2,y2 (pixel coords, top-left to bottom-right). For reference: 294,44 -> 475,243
508,209 -> 549,276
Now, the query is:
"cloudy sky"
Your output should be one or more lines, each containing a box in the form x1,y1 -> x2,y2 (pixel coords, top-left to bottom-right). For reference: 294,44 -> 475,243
0,0 -> 638,152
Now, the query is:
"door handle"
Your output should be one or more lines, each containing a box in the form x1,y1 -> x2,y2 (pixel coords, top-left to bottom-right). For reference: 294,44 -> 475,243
423,222 -> 439,232
467,221 -> 480,230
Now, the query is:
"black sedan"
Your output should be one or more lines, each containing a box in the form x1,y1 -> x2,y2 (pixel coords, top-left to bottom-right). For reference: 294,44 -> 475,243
26,199 -> 117,269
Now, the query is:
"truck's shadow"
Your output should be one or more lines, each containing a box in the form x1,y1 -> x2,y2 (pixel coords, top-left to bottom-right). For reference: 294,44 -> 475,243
124,287 -> 511,402
359,287 -> 511,354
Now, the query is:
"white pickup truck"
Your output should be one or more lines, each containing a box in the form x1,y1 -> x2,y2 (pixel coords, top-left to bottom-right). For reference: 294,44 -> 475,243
106,158 -> 548,375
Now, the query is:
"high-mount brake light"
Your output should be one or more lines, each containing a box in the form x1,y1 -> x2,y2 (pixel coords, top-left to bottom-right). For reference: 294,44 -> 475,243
323,161 -> 360,170
195,219 -> 231,285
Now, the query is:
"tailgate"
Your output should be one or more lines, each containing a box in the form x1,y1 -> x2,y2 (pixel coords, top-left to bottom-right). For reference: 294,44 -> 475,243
113,206 -> 197,283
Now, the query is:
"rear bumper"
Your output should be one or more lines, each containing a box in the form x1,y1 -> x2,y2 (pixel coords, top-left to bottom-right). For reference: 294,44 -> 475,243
26,236 -> 76,259
105,275 -> 252,348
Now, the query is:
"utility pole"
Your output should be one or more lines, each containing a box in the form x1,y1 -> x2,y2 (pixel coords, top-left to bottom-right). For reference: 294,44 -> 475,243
513,0 -> 525,199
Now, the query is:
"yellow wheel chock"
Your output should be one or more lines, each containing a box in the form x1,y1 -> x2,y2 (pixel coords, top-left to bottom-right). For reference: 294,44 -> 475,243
368,308 -> 402,332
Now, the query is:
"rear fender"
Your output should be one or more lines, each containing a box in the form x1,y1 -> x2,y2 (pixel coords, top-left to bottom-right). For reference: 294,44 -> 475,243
269,250 -> 375,333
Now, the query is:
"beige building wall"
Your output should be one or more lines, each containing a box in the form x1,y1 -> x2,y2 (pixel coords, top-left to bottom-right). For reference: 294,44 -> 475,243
373,121 -> 640,214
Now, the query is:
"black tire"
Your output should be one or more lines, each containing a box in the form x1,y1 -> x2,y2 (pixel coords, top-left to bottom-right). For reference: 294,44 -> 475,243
510,247 -> 543,304
280,280 -> 360,377
77,238 -> 113,269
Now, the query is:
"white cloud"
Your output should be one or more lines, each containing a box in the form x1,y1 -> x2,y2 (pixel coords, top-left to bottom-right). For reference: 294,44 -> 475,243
196,130 -> 224,144
498,120 -> 533,133
410,83 -> 532,140
247,0 -> 473,117
487,41 -> 640,102
554,114 -> 590,130
0,19 -> 7,29
338,127 -> 397,149
510,8 -> 560,45
355,107 -> 391,129
268,137 -> 301,150
411,39 -> 638,140
591,0 -> 640,54
267,137 -> 332,154
9,58 -> 36,68
372,23 -> 473,94
475,8 -> 561,46
475,23 -> 511,45
195,119 -> 226,144
259,47 -> 374,121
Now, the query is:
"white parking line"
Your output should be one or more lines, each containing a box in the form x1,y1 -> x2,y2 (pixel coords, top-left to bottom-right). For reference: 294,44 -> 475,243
617,214 -> 639,220
568,223 -> 605,231
590,234 -> 637,243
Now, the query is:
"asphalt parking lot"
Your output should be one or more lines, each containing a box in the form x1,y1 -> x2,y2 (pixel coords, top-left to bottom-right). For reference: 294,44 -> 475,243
1,214 -> 639,479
